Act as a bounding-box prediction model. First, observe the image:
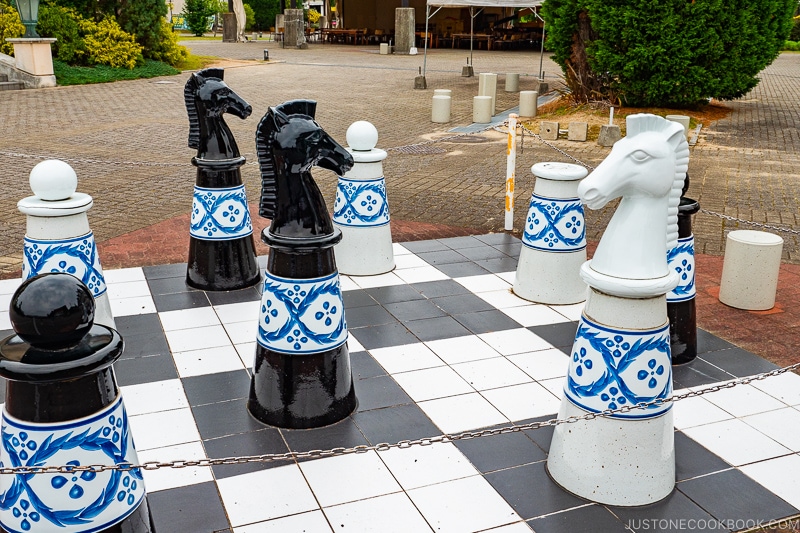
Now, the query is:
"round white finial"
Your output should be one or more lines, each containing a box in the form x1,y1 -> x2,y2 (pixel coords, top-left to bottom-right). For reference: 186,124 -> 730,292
346,121 -> 379,151
29,160 -> 78,201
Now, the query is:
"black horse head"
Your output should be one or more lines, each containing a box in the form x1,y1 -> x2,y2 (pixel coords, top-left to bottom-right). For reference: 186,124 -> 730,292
256,100 -> 353,241
185,68 -> 252,160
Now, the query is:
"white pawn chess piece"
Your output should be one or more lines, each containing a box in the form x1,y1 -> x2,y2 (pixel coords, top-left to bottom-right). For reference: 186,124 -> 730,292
547,114 -> 688,506
514,162 -> 588,304
333,121 -> 395,276
17,160 -> 115,328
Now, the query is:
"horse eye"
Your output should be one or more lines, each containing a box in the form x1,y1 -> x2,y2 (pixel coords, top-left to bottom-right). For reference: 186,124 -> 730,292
630,150 -> 650,162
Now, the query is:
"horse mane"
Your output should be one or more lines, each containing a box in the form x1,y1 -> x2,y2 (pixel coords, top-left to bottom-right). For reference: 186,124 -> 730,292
255,100 -> 319,219
626,114 -> 689,251
184,68 -> 226,150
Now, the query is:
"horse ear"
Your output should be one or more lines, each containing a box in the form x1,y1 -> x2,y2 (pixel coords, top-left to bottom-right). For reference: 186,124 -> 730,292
665,122 -> 686,151
271,107 -> 290,128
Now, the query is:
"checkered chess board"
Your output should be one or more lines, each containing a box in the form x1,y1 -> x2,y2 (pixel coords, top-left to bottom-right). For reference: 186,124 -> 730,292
1,234 -> 799,533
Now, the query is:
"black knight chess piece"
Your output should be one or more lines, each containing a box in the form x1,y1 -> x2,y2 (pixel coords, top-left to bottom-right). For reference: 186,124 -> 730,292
248,100 -> 357,428
184,68 -> 259,291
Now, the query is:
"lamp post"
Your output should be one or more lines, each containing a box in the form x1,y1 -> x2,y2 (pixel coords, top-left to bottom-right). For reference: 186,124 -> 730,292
15,0 -> 41,38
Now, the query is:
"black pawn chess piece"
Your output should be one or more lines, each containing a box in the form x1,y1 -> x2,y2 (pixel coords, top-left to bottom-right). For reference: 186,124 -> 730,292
0,273 -> 155,532
668,174 -> 701,364
184,67 -> 260,291
248,100 -> 357,428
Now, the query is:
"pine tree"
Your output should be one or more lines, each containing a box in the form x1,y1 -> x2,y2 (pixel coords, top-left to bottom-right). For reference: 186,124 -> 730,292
118,0 -> 168,55
182,0 -> 214,36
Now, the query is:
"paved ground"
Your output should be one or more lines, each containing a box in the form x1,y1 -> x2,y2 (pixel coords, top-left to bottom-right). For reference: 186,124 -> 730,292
1,41 -> 799,370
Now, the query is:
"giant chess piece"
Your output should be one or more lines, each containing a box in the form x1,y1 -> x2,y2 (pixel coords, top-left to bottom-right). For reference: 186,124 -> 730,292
333,121 -> 395,276
248,100 -> 356,429
18,160 -> 115,329
0,273 -> 155,532
514,162 -> 588,304
184,68 -> 259,291
667,174 -> 700,364
547,114 -> 688,505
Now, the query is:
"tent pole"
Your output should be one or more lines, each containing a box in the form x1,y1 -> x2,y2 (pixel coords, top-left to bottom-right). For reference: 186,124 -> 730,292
469,7 -> 474,67
423,4 -> 430,77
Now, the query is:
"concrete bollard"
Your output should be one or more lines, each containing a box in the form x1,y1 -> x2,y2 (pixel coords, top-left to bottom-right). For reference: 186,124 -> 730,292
568,122 -> 588,142
379,43 -> 389,54
17,160 -> 115,329
719,230 -> 783,310
666,114 -> 691,140
667,188 -> 701,364
0,273 -> 154,532
333,121 -> 395,276
519,90 -> 538,117
478,72 -> 498,115
473,96 -> 493,123
540,121 -> 559,140
598,124 -> 622,146
505,73 -> 520,92
431,95 -> 452,123
514,162 -> 588,304
433,89 -> 452,98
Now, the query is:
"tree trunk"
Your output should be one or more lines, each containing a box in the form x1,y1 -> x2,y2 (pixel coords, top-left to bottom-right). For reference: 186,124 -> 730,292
564,11 -> 610,103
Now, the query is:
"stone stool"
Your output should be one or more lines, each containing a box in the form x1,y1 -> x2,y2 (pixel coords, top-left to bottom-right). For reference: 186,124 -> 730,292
0,273 -> 154,532
473,96 -> 492,123
333,121 -> 395,276
519,90 -> 538,117
514,162 -> 588,304
17,160 -> 115,329
719,230 -> 783,310
431,95 -> 451,123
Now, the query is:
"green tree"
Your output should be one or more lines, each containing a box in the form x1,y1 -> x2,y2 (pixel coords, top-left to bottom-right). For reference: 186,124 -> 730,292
117,0 -> 168,56
246,0 -> 278,31
542,0 -> 796,107
243,3 -> 255,31
182,0 -> 214,36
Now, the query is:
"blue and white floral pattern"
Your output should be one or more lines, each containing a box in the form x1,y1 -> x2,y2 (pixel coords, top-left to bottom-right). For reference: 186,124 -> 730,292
22,234 -> 107,297
257,271 -> 348,354
333,177 -> 390,228
564,315 -> 672,419
190,185 -> 253,241
0,397 -> 145,533
667,235 -> 695,302
522,194 -> 586,252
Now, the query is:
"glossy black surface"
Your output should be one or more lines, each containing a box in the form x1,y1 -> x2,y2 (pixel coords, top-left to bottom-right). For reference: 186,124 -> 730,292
249,99 -> 356,428
10,273 -> 95,349
184,68 -> 259,291
0,274 -> 155,531
668,195 -> 701,365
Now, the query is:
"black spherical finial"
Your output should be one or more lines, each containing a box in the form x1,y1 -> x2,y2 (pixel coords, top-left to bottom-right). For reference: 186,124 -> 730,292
9,273 -> 95,350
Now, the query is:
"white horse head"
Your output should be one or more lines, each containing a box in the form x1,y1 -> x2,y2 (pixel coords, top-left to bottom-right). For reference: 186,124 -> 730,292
579,114 -> 688,285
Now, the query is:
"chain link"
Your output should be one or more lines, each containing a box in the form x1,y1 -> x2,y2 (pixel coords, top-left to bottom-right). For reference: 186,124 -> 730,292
518,123 -> 597,170
0,150 -> 262,168
1,361 -> 797,476
699,209 -> 800,236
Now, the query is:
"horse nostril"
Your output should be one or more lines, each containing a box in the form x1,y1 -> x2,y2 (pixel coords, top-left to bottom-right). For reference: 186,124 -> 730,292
580,187 -> 599,202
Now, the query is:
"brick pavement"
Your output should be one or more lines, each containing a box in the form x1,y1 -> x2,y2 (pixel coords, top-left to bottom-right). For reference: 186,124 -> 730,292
0,41 -> 799,369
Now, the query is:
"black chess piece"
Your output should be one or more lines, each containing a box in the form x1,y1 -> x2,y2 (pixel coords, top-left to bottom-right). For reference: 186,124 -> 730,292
0,273 -> 155,532
248,100 -> 357,428
668,173 -> 701,364
184,68 -> 260,291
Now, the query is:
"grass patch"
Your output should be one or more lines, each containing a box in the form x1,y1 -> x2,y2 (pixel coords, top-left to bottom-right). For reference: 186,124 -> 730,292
54,59 -> 180,86
173,54 -> 218,71
177,34 -> 224,41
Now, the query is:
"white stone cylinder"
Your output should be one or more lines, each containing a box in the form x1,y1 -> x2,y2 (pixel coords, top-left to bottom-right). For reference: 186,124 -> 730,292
334,122 -> 395,276
473,96 -> 492,124
478,72 -> 497,115
505,73 -> 520,92
519,90 -> 538,117
431,95 -> 451,123
547,288 -> 675,506
433,89 -> 452,98
514,162 -> 588,304
18,160 -> 115,329
718,230 -> 783,310
379,43 -> 389,55
666,114 -> 690,140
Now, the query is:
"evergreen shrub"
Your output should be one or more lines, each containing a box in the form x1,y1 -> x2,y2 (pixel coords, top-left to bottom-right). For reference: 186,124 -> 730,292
542,0 -> 797,107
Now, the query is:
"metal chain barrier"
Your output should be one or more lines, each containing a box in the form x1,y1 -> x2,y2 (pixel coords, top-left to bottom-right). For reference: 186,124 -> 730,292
1,360 -> 798,476
699,209 -> 800,236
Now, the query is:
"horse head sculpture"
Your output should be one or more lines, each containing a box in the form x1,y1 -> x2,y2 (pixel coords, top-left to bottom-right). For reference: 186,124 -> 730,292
185,68 -> 252,160
579,114 -> 688,283
256,100 -> 354,241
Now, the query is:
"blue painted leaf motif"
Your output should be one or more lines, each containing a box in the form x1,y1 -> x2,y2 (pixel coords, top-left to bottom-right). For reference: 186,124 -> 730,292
522,196 -> 586,251
51,476 -> 68,489
333,178 -> 390,227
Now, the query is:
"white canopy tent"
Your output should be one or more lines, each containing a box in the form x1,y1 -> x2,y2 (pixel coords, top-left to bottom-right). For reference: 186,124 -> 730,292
422,0 -> 546,79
